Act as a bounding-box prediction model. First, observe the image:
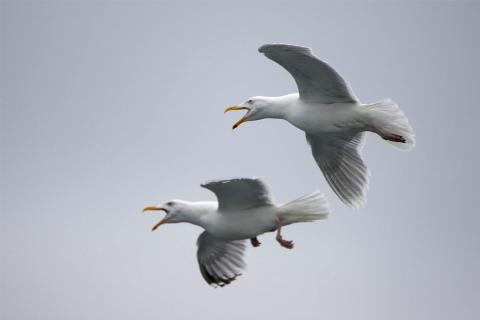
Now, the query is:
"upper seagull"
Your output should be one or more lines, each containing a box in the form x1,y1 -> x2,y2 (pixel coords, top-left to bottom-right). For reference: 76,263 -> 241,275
225,44 -> 415,208
143,178 -> 329,287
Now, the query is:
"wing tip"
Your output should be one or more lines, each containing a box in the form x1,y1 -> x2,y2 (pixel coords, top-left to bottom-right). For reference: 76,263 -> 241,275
206,274 -> 243,288
258,43 -> 312,54
341,194 -> 367,209
258,44 -> 271,53
332,174 -> 370,210
202,177 -> 263,187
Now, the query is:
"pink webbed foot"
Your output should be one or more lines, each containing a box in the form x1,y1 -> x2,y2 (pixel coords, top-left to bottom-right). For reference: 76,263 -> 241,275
250,237 -> 261,248
382,133 -> 406,143
277,237 -> 294,249
275,219 -> 294,249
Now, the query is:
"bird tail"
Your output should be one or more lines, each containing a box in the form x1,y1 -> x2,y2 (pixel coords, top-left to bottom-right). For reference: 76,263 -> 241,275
277,191 -> 330,226
364,98 -> 415,151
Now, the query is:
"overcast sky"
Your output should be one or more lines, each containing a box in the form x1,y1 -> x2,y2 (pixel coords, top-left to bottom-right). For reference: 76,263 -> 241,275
1,1 -> 479,319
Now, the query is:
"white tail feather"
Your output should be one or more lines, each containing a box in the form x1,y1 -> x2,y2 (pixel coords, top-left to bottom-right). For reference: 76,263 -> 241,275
278,191 -> 330,226
364,98 -> 415,151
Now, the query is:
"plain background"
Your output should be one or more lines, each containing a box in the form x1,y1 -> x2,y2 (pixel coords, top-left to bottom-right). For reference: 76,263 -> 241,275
1,1 -> 479,319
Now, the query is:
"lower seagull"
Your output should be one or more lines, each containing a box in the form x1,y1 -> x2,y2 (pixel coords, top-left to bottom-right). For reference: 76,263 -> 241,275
143,178 -> 330,287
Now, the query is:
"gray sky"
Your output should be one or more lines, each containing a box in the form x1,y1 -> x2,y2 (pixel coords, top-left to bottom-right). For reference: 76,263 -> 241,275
1,1 -> 479,319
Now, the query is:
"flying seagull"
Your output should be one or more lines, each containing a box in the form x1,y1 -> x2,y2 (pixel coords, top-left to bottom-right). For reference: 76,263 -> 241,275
143,178 -> 329,287
225,44 -> 415,208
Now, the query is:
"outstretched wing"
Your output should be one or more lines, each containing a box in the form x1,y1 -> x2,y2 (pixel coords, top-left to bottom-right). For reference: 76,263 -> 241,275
306,132 -> 369,208
259,44 -> 357,104
197,231 -> 246,287
201,178 -> 273,212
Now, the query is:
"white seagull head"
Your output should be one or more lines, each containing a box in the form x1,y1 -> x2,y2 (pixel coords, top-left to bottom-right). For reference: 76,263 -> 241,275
224,96 -> 278,129
143,200 -> 192,230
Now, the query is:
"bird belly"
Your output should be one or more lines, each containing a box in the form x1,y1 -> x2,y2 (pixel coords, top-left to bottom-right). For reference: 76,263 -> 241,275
205,207 -> 278,241
287,102 -> 365,135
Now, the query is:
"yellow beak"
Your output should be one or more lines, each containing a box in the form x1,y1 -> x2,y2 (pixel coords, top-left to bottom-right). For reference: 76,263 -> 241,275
142,206 -> 165,212
143,206 -> 170,231
224,105 -> 250,129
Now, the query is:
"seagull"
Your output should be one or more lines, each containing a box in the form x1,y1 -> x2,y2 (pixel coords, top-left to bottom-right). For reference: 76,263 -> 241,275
225,44 -> 415,208
143,178 -> 329,287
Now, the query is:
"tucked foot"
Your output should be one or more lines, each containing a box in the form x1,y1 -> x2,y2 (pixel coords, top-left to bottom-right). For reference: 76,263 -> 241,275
250,237 -> 261,248
275,218 -> 294,249
382,133 -> 406,143
276,236 -> 294,249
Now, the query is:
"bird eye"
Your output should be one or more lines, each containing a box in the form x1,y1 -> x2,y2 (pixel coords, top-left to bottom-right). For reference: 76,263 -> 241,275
167,201 -> 174,206
248,99 -> 253,104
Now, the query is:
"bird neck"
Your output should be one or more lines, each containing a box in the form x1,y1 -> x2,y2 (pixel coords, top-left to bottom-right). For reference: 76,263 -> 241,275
181,202 -> 216,228
263,94 -> 298,120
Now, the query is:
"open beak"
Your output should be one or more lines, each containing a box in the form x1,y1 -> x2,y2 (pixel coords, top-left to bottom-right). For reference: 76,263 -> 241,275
143,206 -> 170,231
224,105 -> 250,129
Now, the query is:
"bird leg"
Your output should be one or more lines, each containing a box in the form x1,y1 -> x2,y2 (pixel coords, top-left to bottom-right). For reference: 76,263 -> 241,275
250,237 -> 261,247
276,219 -> 294,249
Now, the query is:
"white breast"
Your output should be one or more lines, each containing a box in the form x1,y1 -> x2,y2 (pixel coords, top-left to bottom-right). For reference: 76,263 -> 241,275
203,206 -> 279,240
286,101 -> 364,134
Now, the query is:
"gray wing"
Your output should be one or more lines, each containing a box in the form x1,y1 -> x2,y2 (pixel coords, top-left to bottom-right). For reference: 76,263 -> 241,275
201,178 -> 273,212
306,132 -> 369,208
197,231 -> 246,287
259,44 -> 357,104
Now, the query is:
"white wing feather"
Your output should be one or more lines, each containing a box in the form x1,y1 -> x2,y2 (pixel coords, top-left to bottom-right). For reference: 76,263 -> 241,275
306,132 -> 369,208
196,232 -> 246,287
259,44 -> 357,104
201,178 -> 273,212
